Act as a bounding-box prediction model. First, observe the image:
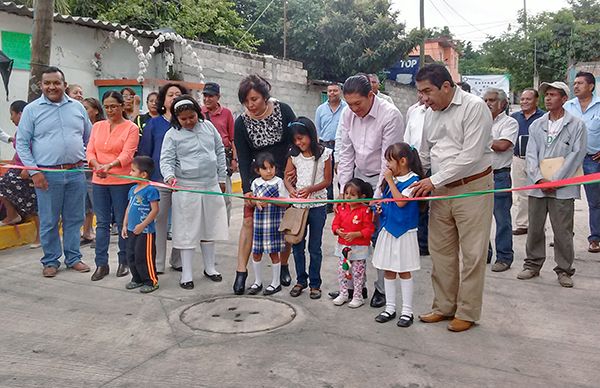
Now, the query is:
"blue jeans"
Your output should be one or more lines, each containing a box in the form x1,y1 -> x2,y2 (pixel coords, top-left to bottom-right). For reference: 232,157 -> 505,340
35,171 -> 86,268
93,183 -> 132,267
583,155 -> 600,242
292,206 -> 327,289
488,170 -> 514,264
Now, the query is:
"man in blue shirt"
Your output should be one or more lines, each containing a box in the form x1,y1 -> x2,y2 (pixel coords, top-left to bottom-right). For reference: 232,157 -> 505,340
563,71 -> 600,253
510,89 -> 545,235
315,83 -> 346,213
17,66 -> 92,277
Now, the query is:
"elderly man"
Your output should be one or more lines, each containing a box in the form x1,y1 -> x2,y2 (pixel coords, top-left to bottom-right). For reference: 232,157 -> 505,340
201,82 -> 236,225
338,73 -> 405,307
483,88 -> 519,272
367,74 -> 394,105
315,83 -> 347,213
563,71 -> 600,253
511,89 -> 545,235
518,82 -> 587,287
411,64 -> 493,332
17,66 -> 92,277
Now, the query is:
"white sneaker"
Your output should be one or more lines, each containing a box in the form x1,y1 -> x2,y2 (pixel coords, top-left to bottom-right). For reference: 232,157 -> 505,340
332,294 -> 347,306
348,298 -> 364,308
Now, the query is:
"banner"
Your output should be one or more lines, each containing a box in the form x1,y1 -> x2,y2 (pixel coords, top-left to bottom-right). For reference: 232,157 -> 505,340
385,56 -> 420,86
461,74 -> 510,98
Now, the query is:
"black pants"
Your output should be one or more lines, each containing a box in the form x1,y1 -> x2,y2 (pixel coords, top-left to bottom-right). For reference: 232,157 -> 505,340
126,232 -> 158,286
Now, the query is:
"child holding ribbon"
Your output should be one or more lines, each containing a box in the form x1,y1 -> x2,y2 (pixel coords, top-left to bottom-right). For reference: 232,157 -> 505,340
331,178 -> 375,308
372,142 -> 424,328
160,96 -> 228,290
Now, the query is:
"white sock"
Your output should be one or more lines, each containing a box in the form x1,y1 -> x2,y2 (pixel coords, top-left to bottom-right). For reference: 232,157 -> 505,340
384,278 -> 397,314
200,242 -> 219,275
271,263 -> 281,288
180,249 -> 194,284
399,277 -> 414,316
252,259 -> 263,286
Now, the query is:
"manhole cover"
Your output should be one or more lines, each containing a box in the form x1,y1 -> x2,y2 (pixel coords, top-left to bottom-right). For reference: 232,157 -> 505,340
180,296 -> 296,334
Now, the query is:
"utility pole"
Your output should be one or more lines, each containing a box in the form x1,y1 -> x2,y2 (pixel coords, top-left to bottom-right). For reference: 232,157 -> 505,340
283,0 -> 288,59
523,0 -> 527,35
533,38 -> 539,89
419,0 -> 425,68
28,0 -> 55,102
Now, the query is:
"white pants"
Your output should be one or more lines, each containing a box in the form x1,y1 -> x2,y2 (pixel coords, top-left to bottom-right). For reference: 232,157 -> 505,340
511,156 -> 529,229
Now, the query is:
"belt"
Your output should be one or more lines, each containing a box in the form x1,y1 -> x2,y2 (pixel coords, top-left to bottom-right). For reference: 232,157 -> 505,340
446,166 -> 492,188
38,161 -> 85,170
319,140 -> 335,146
493,167 -> 511,174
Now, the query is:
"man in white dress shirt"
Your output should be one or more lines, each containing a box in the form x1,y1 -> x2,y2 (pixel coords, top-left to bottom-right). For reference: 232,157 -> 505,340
483,88 -> 519,273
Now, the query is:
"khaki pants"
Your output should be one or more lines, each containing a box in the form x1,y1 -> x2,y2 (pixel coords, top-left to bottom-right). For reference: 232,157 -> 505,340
428,173 -> 493,322
512,156 -> 529,229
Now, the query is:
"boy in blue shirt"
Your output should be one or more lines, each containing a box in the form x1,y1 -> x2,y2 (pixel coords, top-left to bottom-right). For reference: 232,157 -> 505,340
122,156 -> 160,293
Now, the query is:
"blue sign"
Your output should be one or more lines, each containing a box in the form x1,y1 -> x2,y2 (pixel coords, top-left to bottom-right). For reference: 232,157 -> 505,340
385,56 -> 420,86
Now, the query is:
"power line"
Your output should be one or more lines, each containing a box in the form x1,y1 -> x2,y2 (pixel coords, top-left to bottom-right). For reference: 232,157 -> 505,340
235,0 -> 277,48
427,0 -> 452,26
439,0 -> 489,36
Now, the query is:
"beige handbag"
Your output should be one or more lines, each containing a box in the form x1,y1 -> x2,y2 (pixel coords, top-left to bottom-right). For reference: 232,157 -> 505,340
279,157 -> 319,245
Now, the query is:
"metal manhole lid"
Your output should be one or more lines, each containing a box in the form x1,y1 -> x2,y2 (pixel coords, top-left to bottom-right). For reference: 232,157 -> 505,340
180,296 -> 296,334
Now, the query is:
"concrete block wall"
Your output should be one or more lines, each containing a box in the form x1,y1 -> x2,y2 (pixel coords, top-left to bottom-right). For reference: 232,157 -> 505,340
383,81 -> 418,116
179,41 -> 322,119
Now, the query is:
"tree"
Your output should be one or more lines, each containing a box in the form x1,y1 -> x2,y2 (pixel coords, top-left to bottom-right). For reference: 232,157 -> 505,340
237,0 -> 417,81
14,0 -> 70,14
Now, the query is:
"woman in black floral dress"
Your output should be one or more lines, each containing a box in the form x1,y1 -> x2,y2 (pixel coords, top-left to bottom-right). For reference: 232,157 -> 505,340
0,101 -> 40,246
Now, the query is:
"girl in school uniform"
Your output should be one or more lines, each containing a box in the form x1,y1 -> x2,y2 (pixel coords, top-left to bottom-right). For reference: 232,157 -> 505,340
160,96 -> 228,289
372,142 -> 424,328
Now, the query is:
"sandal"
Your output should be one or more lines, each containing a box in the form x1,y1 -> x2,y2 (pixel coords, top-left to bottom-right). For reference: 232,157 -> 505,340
247,283 -> 263,295
375,310 -> 397,323
309,288 -> 321,300
289,284 -> 306,297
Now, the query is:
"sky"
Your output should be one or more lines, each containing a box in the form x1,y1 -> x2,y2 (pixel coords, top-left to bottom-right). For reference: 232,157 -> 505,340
392,0 -> 570,47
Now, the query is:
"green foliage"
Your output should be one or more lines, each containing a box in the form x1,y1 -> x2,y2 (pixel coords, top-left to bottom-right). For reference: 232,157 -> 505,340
236,0 -> 417,81
14,0 -> 72,14
458,0 -> 600,93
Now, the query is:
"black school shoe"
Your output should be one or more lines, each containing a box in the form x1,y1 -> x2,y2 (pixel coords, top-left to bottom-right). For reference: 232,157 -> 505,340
247,283 -> 263,295
375,310 -> 396,323
397,314 -> 414,328
180,281 -> 194,290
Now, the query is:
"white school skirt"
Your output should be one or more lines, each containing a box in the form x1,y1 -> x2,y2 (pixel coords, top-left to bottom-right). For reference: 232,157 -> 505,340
171,180 -> 229,249
372,228 -> 420,273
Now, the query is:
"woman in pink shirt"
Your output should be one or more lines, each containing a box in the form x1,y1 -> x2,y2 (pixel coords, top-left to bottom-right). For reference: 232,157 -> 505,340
87,91 -> 140,281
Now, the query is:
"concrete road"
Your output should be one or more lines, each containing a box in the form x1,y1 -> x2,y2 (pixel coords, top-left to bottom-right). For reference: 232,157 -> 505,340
1,198 -> 599,387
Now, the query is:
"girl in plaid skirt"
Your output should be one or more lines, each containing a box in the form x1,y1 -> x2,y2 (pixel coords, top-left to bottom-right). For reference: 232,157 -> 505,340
249,152 -> 289,296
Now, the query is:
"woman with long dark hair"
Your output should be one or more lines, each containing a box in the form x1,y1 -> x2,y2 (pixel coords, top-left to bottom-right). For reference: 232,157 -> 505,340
232,74 -> 297,294
87,91 -> 140,281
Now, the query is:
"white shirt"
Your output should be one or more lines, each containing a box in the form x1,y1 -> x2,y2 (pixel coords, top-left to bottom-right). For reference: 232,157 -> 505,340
491,112 -> 519,170
405,102 -> 427,150
291,147 -> 332,208
420,87 -> 493,187
251,176 -> 288,198
376,92 -> 394,105
547,116 -> 564,145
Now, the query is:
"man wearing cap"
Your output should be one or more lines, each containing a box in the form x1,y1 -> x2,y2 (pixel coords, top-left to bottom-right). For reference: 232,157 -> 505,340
202,82 -> 236,224
563,71 -> 600,253
518,81 -> 587,288
483,88 -> 519,272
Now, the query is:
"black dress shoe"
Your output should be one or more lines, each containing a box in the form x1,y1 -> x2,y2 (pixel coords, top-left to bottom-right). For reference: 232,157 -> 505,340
233,271 -> 248,295
180,281 -> 194,290
116,264 -> 129,277
280,264 -> 292,287
204,271 -> 222,282
91,265 -> 109,281
247,283 -> 263,295
397,314 -> 414,328
370,289 -> 386,308
375,310 -> 396,323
